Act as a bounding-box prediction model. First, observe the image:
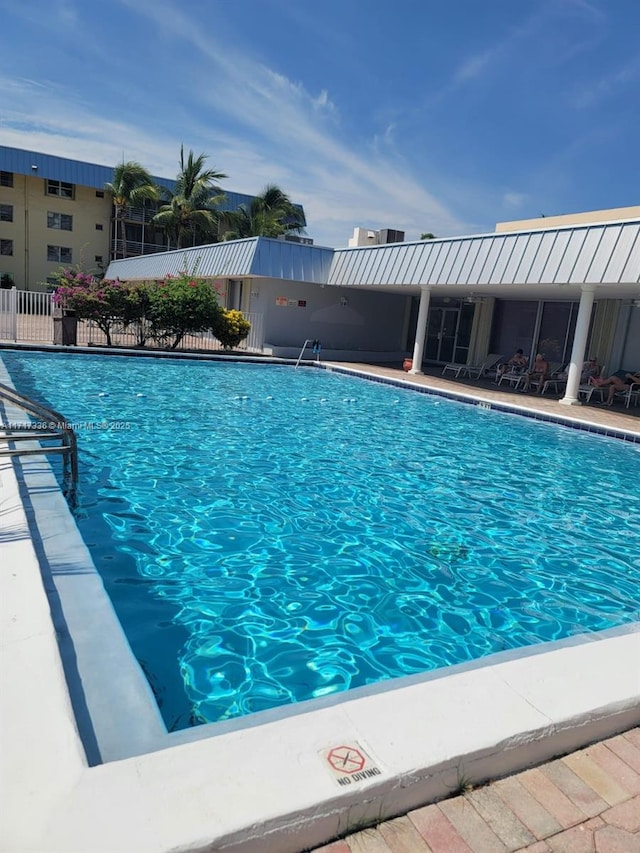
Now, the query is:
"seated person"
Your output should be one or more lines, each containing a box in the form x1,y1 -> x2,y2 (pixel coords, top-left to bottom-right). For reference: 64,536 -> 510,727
521,353 -> 550,393
580,357 -> 600,384
496,349 -> 528,381
591,371 -> 640,406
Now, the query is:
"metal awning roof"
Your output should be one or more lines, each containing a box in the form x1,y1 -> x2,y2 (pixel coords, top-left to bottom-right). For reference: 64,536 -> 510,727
105,238 -> 334,283
328,220 -> 640,290
104,220 -> 640,299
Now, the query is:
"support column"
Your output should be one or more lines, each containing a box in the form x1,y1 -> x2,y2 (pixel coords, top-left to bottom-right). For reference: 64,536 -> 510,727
559,284 -> 597,406
409,286 -> 431,375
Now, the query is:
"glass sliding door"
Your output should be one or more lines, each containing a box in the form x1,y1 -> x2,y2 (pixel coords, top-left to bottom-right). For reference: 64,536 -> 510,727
423,301 -> 474,364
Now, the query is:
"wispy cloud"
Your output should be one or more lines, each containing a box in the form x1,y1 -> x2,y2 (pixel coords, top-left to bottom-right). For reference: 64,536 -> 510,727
572,56 -> 640,108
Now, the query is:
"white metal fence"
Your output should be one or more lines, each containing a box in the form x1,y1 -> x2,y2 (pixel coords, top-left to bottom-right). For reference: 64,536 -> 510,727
0,288 -> 265,353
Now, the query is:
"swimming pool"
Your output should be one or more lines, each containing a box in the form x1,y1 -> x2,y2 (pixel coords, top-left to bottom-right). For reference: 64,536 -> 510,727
3,351 -> 640,731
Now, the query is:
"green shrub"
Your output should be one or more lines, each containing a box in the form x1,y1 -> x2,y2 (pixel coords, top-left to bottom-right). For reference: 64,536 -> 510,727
212,308 -> 251,349
146,273 -> 222,349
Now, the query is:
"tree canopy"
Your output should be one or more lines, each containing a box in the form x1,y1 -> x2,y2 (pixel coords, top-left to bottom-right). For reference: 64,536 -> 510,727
153,146 -> 227,249
221,184 -> 306,240
104,161 -> 159,258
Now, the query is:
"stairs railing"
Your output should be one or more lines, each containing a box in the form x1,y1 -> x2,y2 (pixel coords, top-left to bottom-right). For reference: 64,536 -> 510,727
0,381 -> 78,503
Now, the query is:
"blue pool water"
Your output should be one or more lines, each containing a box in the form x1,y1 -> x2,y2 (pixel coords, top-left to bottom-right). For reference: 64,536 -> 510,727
3,351 -> 640,730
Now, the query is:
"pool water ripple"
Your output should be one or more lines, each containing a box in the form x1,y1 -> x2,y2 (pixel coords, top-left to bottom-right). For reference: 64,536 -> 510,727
3,352 -> 639,729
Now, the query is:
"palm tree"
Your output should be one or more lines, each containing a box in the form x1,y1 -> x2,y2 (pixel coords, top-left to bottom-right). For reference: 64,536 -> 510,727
153,146 -> 227,249
104,161 -> 159,259
221,184 -> 306,240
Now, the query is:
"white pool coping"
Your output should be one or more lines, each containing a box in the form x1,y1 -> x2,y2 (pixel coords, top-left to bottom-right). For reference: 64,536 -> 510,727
1,357 -> 640,853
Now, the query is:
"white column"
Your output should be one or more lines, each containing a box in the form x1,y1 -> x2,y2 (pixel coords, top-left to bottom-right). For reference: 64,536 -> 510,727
559,284 -> 597,406
409,287 -> 431,374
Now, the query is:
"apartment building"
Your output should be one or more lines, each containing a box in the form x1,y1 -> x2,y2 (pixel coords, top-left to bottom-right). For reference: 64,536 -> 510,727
0,146 -> 299,291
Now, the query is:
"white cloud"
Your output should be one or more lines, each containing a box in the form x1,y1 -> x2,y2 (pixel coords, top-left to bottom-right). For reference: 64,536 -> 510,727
2,0 -> 469,247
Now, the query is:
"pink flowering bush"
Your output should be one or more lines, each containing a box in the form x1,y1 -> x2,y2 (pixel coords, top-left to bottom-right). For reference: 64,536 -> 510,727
52,267 -> 152,346
50,266 -> 250,351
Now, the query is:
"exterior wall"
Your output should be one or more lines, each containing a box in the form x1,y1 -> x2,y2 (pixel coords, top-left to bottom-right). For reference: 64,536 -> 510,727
495,206 -> 640,233
251,277 -> 407,353
0,173 -> 111,291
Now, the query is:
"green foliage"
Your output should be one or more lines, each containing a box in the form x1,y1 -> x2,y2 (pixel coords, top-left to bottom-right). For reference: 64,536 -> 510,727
50,264 -> 250,352
212,308 -> 251,349
153,146 -> 227,249
52,269 -> 143,346
146,271 -> 223,349
221,184 -> 306,240
104,161 -> 159,258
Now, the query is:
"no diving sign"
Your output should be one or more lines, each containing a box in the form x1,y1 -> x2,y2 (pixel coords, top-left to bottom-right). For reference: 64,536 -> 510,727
320,742 -> 382,787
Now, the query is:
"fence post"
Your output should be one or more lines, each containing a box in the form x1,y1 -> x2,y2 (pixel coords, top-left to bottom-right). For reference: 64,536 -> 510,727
10,286 -> 17,341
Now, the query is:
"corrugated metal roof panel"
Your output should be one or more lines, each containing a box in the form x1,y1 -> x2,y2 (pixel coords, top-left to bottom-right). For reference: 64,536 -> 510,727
105,240 -> 259,280
449,240 -> 474,282
490,235 -> 518,283
476,239 -> 503,283
539,230 -> 572,282
457,239 -> 483,284
435,241 -> 461,282
571,229 -> 604,281
621,226 -> 640,282
105,238 -> 333,283
555,230 -> 588,282
586,227 -> 621,283
510,232 -> 542,284
525,231 -> 555,283
602,223 -> 638,282
403,243 -> 430,283
501,234 -> 529,282
252,239 -> 333,282
105,220 -> 640,289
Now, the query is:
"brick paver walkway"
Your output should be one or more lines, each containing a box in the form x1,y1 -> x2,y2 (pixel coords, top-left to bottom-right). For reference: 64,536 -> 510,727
312,729 -> 640,853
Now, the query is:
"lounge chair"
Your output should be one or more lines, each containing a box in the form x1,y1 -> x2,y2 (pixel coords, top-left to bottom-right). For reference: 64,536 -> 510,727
524,362 -> 564,394
497,358 -> 529,389
442,353 -> 502,380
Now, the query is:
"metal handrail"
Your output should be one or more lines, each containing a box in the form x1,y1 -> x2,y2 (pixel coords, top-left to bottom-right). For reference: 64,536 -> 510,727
0,381 -> 78,503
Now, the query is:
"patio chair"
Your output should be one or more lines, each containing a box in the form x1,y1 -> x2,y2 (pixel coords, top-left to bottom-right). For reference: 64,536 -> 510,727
540,364 -> 570,395
525,362 -> 564,394
461,353 -> 504,379
497,358 -> 529,389
443,353 -> 502,380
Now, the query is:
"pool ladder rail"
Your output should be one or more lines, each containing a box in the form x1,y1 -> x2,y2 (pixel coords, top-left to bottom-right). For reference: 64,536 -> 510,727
0,381 -> 78,504
295,339 -> 322,368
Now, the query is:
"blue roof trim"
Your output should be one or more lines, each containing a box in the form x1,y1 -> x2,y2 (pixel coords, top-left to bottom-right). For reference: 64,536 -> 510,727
0,146 -> 297,215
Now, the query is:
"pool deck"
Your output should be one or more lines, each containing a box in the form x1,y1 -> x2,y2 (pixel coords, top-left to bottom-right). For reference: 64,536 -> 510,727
313,728 -> 640,853
1,352 -> 639,853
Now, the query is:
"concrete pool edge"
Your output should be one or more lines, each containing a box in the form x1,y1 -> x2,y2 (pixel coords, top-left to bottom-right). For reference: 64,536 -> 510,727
2,356 -> 640,851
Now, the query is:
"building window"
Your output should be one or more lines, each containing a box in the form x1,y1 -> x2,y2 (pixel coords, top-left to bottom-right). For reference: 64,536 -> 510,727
46,179 -> 74,199
1,272 -> 15,288
47,211 -> 73,231
95,223 -> 103,230
47,245 -> 72,263
95,255 -> 103,264
96,190 -> 104,198
0,204 -> 13,222
1,239 -> 14,256
0,171 -> 13,188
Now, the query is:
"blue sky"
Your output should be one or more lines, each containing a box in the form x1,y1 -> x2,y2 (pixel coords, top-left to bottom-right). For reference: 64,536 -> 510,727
1,0 -> 638,247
